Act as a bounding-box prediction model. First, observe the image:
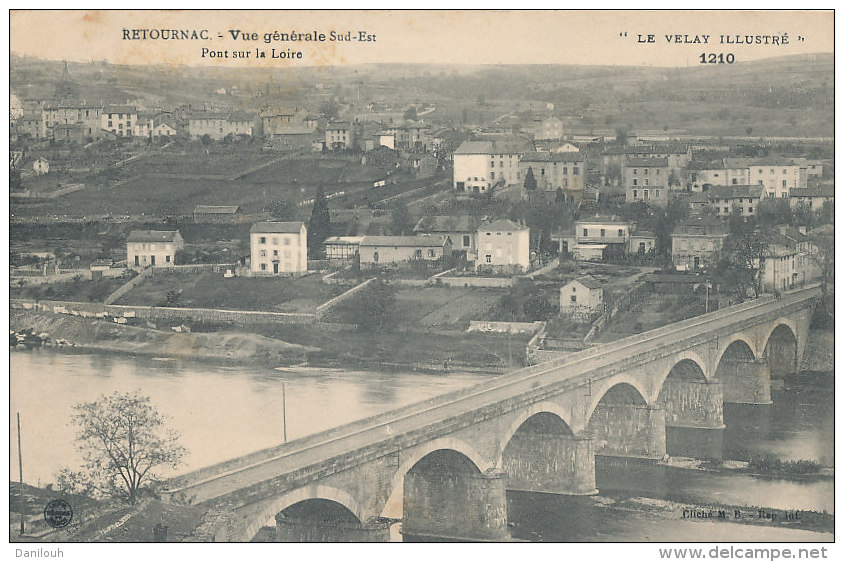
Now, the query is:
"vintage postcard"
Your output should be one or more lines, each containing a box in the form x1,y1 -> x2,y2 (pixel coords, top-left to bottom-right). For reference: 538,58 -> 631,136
6,8 -> 834,556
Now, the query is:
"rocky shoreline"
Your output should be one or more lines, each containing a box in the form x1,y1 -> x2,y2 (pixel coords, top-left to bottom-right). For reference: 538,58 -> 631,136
800,329 -> 834,372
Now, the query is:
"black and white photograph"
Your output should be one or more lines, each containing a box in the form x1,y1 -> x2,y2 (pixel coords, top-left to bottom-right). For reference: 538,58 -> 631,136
6,8 -> 835,555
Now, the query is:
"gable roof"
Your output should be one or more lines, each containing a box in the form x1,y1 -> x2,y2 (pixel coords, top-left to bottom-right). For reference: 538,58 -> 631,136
359,235 -> 448,248
127,230 -> 182,243
520,151 -> 585,163
413,215 -> 478,233
250,221 -> 305,234
480,219 -> 528,232
567,276 -> 603,290
194,205 -> 241,214
709,185 -> 765,199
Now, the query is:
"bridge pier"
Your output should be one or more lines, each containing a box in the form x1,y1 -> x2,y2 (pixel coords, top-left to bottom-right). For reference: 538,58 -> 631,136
402,469 -> 509,541
589,403 -> 666,459
662,379 -> 725,459
721,358 -> 772,405
502,434 -> 597,495
274,513 -> 390,542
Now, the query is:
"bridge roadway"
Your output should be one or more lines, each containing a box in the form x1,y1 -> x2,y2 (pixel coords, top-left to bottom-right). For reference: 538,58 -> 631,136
164,286 -> 820,507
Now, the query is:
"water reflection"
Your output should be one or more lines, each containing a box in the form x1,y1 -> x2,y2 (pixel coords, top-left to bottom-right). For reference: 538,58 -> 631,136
10,349 -> 488,485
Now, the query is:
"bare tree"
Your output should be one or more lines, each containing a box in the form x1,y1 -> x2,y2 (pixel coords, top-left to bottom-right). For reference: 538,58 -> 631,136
58,391 -> 185,503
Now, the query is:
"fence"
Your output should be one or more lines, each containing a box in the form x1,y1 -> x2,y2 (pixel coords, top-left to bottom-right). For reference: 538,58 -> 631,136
583,281 -> 649,343
468,321 -> 544,335
104,267 -> 151,305
12,298 -> 316,326
435,276 -> 515,288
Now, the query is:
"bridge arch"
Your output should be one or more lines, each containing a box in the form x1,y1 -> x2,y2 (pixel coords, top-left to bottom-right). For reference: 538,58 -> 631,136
244,484 -> 365,542
584,378 -> 650,423
713,332 -> 757,371
762,321 -> 799,379
495,402 -> 574,465
586,381 -> 664,459
380,437 -> 490,519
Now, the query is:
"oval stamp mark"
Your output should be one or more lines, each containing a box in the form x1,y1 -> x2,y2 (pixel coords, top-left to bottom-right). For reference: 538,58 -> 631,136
44,499 -> 73,528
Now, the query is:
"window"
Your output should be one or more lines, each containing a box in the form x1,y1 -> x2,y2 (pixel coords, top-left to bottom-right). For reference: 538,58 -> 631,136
462,235 -> 470,247
541,168 -> 545,176
273,249 -> 279,256
260,263 -> 267,271
748,207 -> 753,213
166,255 -> 171,263
485,254 -> 492,263
655,190 -> 660,198
782,180 -> 787,188
260,250 -> 267,257
600,229 -> 605,237
644,169 -> 649,175
414,249 -> 423,258
633,189 -> 638,199
373,251 -> 379,263
499,161 -> 503,168
570,295 -> 577,303
618,229 -> 623,237
490,172 -> 495,180
259,236 -> 266,244
428,249 -> 436,257
644,179 -> 649,186
490,161 -> 495,168
633,179 -> 638,186
582,228 -> 588,236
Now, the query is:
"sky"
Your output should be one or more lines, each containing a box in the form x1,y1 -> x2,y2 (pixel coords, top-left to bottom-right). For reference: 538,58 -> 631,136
9,10 -> 834,69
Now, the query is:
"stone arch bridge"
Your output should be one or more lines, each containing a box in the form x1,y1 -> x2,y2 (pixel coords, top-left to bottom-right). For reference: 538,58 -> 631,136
162,287 -> 819,542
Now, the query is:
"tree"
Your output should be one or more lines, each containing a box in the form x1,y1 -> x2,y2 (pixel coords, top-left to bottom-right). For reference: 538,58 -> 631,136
523,166 -> 537,191
308,186 -> 332,259
403,106 -> 417,121
58,391 -> 185,503
10,167 -> 22,191
807,229 -> 834,298
353,278 -> 397,331
268,199 -> 296,221
390,202 -> 415,235
320,96 -> 339,120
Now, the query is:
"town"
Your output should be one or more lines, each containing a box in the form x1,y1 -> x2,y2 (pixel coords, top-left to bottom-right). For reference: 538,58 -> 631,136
9,56 -> 834,371
8,50 -> 835,543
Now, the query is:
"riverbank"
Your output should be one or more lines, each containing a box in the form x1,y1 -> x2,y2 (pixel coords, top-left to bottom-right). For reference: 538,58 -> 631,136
10,310 -> 317,367
10,308 -> 516,374
800,329 -> 834,372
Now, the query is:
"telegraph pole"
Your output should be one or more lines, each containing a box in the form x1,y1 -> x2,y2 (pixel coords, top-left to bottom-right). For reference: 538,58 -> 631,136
282,383 -> 288,443
18,412 -> 25,536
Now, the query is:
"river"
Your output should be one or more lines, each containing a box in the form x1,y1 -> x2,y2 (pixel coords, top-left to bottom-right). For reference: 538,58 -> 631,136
8,349 -> 834,541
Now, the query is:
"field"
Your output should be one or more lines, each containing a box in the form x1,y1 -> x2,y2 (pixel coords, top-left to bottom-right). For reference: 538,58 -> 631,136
9,271 -> 137,303
115,270 -> 345,312
391,286 -> 506,328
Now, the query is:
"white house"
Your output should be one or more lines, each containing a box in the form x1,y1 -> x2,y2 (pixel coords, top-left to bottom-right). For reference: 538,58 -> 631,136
476,219 -> 530,273
250,222 -> 308,275
358,236 -> 451,267
452,138 -> 531,194
560,276 -> 604,321
102,105 -> 138,138
126,230 -> 184,270
33,157 -> 49,175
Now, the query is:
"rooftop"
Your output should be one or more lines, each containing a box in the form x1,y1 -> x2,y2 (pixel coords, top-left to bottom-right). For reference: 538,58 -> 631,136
127,230 -> 182,243
520,151 -> 585,163
250,221 -> 305,234
194,205 -> 241,214
624,157 -> 670,167
413,215 -> 478,233
481,218 -> 528,232
359,235 -> 448,247
709,185 -> 765,199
